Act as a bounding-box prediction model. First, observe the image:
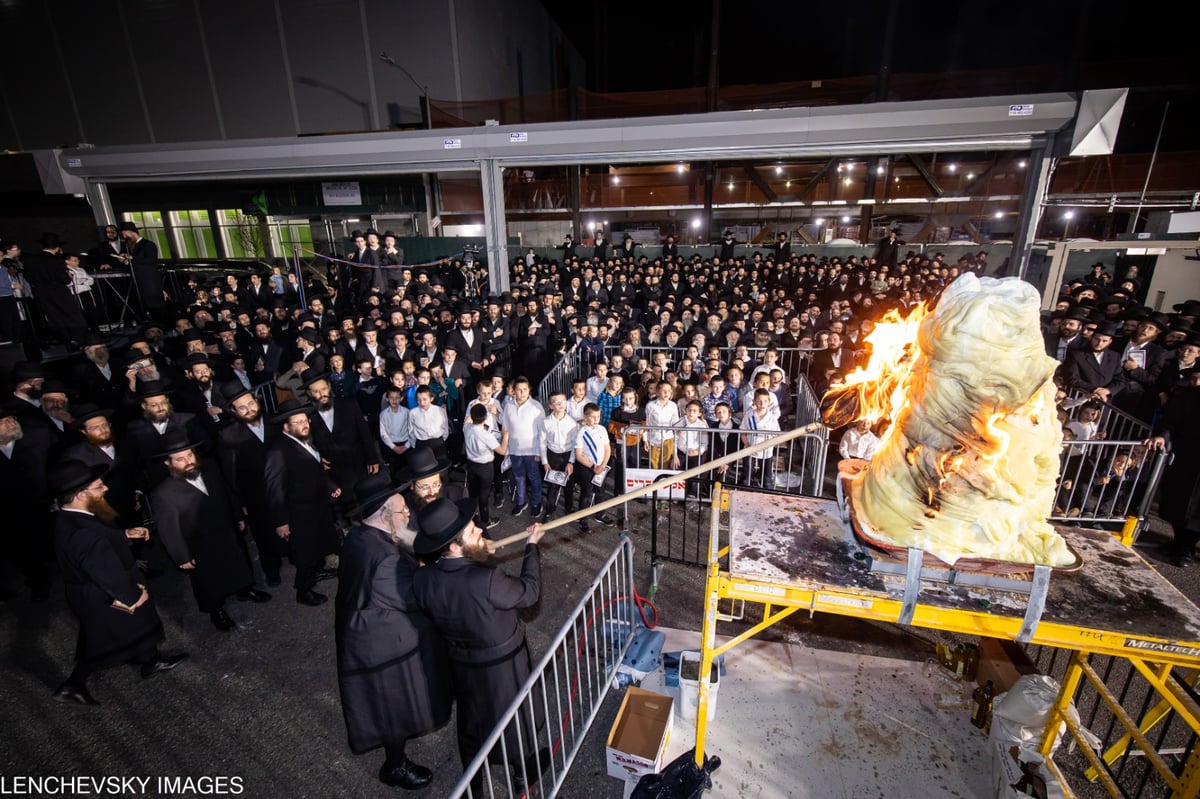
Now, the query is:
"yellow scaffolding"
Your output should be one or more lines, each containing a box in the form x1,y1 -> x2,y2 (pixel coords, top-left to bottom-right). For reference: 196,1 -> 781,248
693,486 -> 1200,798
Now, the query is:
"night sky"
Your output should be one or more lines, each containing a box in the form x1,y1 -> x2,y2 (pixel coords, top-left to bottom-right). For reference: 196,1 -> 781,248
541,0 -> 1198,153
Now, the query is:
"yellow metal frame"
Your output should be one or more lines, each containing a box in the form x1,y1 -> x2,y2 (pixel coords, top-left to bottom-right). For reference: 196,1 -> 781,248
693,485 -> 1200,798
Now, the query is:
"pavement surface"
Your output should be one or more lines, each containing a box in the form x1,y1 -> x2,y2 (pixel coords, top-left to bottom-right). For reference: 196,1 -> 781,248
1,472 -> 1196,798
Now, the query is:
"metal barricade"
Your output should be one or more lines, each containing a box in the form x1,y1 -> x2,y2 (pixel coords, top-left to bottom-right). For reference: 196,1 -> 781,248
250,379 -> 278,416
1025,645 -> 1200,799
1065,388 -> 1153,442
617,422 -> 828,566
450,538 -> 637,798
536,344 -> 584,407
1051,438 -> 1171,543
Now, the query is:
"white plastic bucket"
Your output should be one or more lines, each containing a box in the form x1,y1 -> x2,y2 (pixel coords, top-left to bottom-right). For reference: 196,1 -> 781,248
677,650 -> 720,722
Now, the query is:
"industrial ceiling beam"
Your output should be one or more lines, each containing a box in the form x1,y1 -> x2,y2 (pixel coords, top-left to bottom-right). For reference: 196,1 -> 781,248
905,153 -> 944,197
743,165 -> 777,203
796,159 -> 835,201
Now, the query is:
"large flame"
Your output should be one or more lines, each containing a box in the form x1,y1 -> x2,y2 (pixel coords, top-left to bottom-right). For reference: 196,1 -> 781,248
826,274 -> 1072,568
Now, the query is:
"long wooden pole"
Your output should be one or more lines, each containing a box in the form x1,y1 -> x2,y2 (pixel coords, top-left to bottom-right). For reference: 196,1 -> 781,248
489,422 -> 826,550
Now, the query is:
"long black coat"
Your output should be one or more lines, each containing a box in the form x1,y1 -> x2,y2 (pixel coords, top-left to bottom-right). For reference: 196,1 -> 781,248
24,250 -> 84,332
55,510 -> 163,668
308,399 -> 381,502
263,435 -> 340,569
71,360 -> 129,413
217,422 -> 285,555
127,237 -> 165,312
1064,348 -> 1127,394
413,544 -> 542,766
335,524 -> 452,753
0,435 -> 51,569
1155,384 -> 1200,531
150,463 -> 253,612
126,412 -> 207,488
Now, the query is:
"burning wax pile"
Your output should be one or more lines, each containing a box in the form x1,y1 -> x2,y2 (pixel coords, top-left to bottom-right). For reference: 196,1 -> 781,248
828,274 -> 1073,567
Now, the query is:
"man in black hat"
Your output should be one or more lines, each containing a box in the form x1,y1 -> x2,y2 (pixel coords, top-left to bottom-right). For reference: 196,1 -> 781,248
303,372 -> 381,510
24,233 -> 86,347
50,459 -> 186,705
294,327 -> 327,377
1146,372 -> 1200,567
1113,312 -> 1170,422
72,333 -> 128,412
445,305 -> 484,374
117,222 -> 166,315
412,497 -> 545,785
334,473 -> 451,790
150,430 -> 268,631
1064,321 -> 1128,402
125,380 -> 206,488
1045,310 -> 1089,364
216,384 -> 285,587
481,295 -> 512,375
263,399 -> 342,605
176,354 -> 231,437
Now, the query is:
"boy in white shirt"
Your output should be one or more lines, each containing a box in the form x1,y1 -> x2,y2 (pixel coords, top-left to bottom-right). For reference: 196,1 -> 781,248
566,379 -> 589,422
586,362 -> 609,403
466,378 -> 504,510
644,381 -> 681,469
570,403 -> 614,532
677,399 -> 710,499
378,385 -> 413,477
464,403 -> 506,531
839,418 -> 881,460
740,388 -> 781,489
409,385 -> 449,463
540,391 -> 578,520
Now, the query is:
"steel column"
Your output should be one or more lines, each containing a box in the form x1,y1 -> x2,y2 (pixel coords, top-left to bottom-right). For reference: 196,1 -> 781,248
85,181 -> 116,227
480,159 -> 510,293
1015,134 -> 1057,281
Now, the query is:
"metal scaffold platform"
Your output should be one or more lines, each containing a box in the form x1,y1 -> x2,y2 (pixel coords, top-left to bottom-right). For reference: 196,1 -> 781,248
692,487 -> 1200,798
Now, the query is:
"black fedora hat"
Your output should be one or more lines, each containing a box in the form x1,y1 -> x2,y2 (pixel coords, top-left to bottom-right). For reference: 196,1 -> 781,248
135,379 -> 173,398
12,361 -> 44,382
399,446 -> 451,482
117,221 -> 138,233
80,331 -> 108,348
1093,321 -> 1121,338
413,497 -> 478,557
151,428 -> 207,460
300,370 -> 331,388
219,380 -> 255,406
69,403 -> 112,430
1171,299 -> 1200,315
36,232 -> 65,249
269,398 -> 314,425
48,459 -> 110,497
355,473 -> 402,519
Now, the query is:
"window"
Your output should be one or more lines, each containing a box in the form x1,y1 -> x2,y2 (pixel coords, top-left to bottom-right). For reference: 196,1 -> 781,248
267,217 -> 314,258
121,212 -> 171,258
168,210 -> 217,259
217,210 -> 267,259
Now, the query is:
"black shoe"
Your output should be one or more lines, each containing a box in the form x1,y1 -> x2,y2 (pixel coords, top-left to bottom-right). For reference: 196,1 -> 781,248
315,567 -> 339,582
485,519 -> 500,529
578,521 -> 590,533
210,608 -> 237,632
53,683 -> 99,706
597,513 -> 616,526
265,573 -> 282,588
140,652 -> 188,679
531,504 -> 543,518
493,494 -> 504,510
378,758 -> 433,790
296,589 -> 327,606
236,588 -> 272,603
513,502 -> 529,517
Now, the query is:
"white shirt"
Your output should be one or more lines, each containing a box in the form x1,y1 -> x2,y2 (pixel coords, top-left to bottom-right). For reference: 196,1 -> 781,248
644,399 -> 681,446
565,396 -> 588,422
540,412 -> 578,460
465,397 -> 501,436
379,405 -> 414,449
740,407 -> 781,459
152,421 -> 168,435
839,427 -> 880,460
501,398 -> 544,457
575,423 -> 610,468
99,444 -> 116,460
465,423 -> 500,464
410,404 -> 449,441
318,407 -> 335,432
586,376 -> 607,403
0,441 -> 14,459
245,422 -> 265,443
97,363 -> 112,381
676,418 -> 709,455
186,475 -> 209,495
284,432 -> 321,462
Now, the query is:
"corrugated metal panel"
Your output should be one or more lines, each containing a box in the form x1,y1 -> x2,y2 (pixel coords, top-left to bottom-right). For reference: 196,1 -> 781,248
123,0 -> 221,142
0,2 -> 82,147
279,0 -> 372,135
47,0 -> 152,146
199,0 -> 295,139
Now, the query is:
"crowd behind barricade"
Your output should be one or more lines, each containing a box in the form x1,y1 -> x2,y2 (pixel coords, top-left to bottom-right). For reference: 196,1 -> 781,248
1,223 -> 1198,790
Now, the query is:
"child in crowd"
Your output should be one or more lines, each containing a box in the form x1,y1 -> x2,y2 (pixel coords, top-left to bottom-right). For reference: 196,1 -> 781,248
644,381 -> 681,469
378,385 -> 413,478
540,391 -> 578,520
570,403 -> 614,532
677,400 -> 710,499
566,379 -> 589,422
839,418 -> 881,461
741,388 -> 781,489
586,361 -> 609,403
464,403 -> 506,532
409,385 -> 449,463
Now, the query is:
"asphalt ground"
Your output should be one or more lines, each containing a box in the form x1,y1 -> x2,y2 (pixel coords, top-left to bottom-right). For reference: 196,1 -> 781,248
1,477 -> 1196,799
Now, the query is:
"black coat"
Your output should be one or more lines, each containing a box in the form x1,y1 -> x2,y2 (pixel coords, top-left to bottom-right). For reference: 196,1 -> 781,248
1064,348 -> 1127,394
308,399 -> 381,500
444,326 -> 484,368
151,463 -> 253,611
263,434 -> 339,568
0,435 -> 51,566
125,412 -> 207,488
1155,384 -> 1200,531
55,510 -> 163,668
127,237 -> 165,311
413,544 -> 542,765
25,250 -> 84,332
334,524 -> 453,753
71,360 -> 129,412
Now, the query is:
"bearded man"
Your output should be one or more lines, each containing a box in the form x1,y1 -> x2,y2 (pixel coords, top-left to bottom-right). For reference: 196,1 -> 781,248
124,381 -> 206,487
150,431 -> 268,631
60,405 -> 141,528
50,459 -> 185,705
72,333 -> 127,411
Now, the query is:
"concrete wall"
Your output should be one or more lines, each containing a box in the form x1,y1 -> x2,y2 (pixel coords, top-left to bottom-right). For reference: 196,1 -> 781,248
0,0 -> 580,148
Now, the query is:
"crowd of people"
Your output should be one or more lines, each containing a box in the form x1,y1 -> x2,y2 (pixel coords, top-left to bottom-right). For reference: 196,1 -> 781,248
2,223 -> 1198,789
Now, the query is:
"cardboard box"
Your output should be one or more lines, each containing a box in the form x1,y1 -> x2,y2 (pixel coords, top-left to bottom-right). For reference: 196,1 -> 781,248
606,687 -> 674,784
977,637 -> 1037,693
